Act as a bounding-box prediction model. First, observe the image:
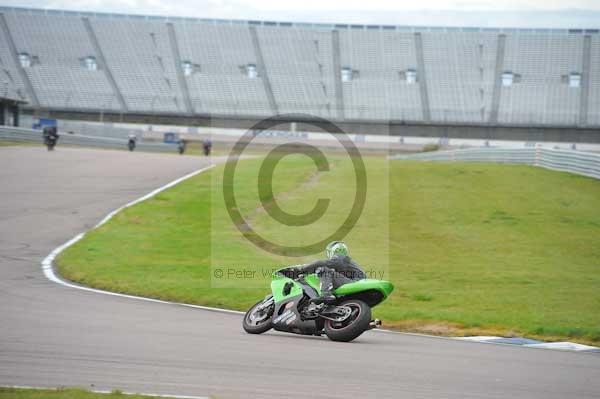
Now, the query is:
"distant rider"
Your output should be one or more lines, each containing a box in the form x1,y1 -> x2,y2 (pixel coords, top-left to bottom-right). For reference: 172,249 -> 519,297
127,133 -> 137,151
43,126 -> 59,141
202,138 -> 212,156
42,126 -> 59,149
279,241 -> 366,304
178,139 -> 187,155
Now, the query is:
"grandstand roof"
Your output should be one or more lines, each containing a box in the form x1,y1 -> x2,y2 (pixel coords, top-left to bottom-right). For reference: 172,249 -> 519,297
1,6 -> 598,35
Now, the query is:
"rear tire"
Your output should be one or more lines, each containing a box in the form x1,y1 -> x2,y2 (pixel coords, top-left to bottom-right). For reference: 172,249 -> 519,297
324,299 -> 371,342
243,298 -> 273,334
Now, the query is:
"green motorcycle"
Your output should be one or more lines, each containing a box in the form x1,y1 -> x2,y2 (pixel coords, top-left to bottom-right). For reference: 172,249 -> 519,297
243,268 -> 394,342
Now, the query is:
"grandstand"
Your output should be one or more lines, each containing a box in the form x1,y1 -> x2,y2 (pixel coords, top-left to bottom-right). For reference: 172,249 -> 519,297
0,6 -> 599,140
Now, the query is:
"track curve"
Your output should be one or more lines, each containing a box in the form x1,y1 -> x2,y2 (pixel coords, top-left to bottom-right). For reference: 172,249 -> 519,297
0,147 -> 598,399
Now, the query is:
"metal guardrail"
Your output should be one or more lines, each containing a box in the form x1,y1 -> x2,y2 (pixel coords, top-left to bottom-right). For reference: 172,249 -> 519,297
390,147 -> 600,180
0,126 -> 179,153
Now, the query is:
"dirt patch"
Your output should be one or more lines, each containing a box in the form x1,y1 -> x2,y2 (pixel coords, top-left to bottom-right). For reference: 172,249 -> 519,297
245,160 -> 336,225
127,215 -> 142,224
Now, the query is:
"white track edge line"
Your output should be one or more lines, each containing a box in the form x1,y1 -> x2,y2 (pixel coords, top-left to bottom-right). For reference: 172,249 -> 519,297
41,163 -> 242,316
2,385 -> 208,399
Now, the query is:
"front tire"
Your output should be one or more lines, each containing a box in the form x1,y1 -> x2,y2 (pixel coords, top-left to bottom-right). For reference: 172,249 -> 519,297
324,299 -> 371,342
243,298 -> 274,334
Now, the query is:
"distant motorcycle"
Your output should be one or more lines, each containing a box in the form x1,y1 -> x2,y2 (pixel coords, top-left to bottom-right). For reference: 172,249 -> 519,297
127,135 -> 137,152
44,134 -> 58,151
43,127 -> 59,151
178,139 -> 187,155
202,139 -> 212,156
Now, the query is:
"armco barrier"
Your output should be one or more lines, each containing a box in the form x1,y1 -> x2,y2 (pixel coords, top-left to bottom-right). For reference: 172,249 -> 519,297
0,126 -> 178,153
390,147 -> 600,180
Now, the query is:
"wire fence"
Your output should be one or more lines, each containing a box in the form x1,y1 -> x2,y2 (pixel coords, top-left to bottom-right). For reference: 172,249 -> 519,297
0,126 -> 179,153
390,147 -> 600,180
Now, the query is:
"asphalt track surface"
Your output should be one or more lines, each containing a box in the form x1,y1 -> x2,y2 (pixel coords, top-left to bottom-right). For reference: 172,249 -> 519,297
1,146 -> 599,399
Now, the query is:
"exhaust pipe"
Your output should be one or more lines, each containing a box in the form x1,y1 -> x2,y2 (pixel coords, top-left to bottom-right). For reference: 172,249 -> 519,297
369,319 -> 381,329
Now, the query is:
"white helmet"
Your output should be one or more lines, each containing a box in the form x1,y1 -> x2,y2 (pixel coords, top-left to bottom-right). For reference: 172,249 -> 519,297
325,241 -> 349,259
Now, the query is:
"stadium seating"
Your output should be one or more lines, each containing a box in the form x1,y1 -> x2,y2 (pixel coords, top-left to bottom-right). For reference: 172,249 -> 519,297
257,27 -> 335,117
589,35 -> 600,126
91,18 -> 184,113
498,33 -> 583,125
174,22 -> 271,116
421,32 -> 497,124
0,21 -> 25,100
339,29 -> 422,121
3,12 -> 117,110
0,7 -> 597,127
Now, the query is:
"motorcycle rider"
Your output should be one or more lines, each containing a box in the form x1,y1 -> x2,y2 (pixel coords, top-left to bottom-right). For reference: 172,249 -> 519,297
202,137 -> 212,156
42,126 -> 59,149
178,139 -> 187,155
280,241 -> 366,304
127,133 -> 137,151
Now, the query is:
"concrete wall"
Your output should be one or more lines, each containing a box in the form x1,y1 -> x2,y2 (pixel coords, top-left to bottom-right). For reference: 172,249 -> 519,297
24,109 -> 600,143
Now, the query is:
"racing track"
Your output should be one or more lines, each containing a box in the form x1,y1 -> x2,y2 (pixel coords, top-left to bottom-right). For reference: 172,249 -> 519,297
0,146 -> 599,399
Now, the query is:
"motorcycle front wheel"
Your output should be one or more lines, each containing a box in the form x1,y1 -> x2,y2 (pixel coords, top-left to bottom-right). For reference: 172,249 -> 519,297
243,298 -> 274,334
324,299 -> 371,342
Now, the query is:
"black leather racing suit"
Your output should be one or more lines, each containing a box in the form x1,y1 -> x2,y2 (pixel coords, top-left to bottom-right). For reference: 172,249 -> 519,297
280,256 -> 366,298
43,126 -> 59,142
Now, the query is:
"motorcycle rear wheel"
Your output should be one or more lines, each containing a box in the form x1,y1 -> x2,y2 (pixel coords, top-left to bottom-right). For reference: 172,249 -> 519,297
324,299 -> 371,342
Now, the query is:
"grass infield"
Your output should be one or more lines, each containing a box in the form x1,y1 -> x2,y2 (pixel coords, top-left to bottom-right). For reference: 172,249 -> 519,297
57,155 -> 600,344
0,141 -> 39,147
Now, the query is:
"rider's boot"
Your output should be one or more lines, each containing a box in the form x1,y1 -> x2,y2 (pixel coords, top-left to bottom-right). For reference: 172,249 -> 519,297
310,267 -> 336,304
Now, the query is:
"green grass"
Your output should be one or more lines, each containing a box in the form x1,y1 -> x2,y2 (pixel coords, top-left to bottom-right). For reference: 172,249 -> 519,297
0,387 -> 174,399
385,162 -> 600,342
58,153 -> 388,309
0,140 -> 39,147
57,156 -> 600,344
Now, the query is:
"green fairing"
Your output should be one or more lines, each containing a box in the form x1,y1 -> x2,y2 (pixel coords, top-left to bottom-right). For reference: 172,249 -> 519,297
271,269 -> 394,304
333,279 -> 394,299
270,274 -> 303,303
